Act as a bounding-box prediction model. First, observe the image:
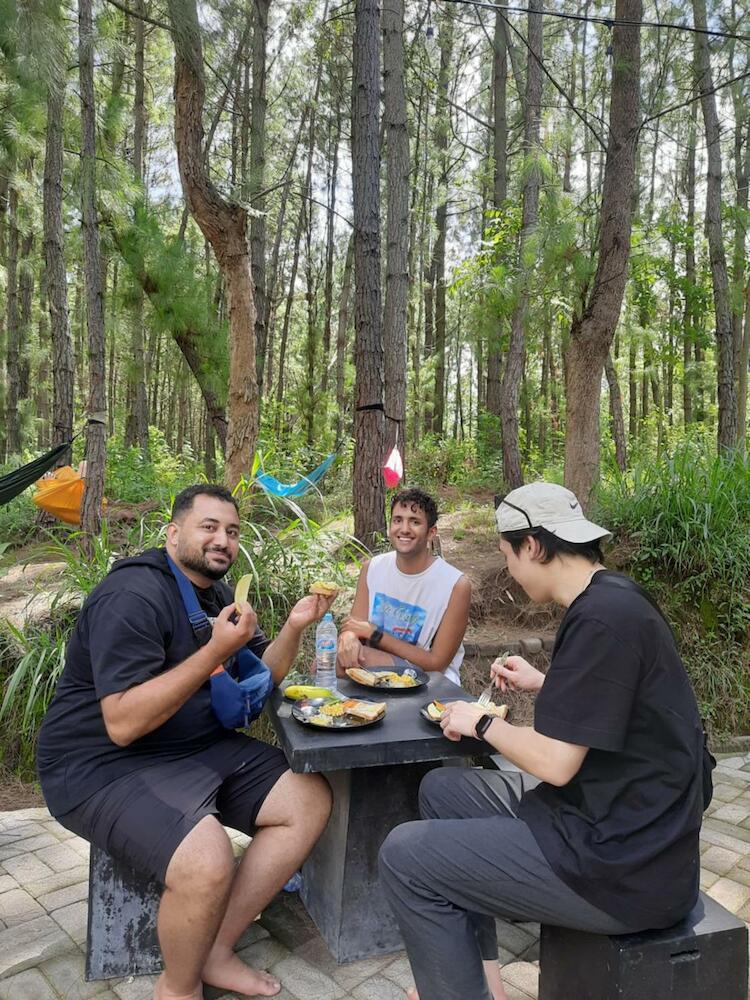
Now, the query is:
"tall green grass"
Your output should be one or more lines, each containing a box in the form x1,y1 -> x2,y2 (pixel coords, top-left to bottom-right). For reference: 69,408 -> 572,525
597,444 -> 750,737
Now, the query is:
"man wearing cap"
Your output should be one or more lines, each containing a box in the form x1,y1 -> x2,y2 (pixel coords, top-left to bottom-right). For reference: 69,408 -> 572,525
379,482 -> 709,1000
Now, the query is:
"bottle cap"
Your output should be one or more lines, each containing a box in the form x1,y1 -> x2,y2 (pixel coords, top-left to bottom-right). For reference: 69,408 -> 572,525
322,612 -> 333,621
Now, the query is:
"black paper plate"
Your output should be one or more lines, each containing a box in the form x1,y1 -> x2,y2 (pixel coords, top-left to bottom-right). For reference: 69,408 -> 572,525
291,696 -> 386,730
345,665 -> 429,693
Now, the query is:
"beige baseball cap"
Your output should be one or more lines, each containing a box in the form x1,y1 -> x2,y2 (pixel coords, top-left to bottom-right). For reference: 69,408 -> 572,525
495,482 -> 612,543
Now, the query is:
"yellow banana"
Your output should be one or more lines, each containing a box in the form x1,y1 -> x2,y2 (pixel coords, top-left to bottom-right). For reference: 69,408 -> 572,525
284,685 -> 337,701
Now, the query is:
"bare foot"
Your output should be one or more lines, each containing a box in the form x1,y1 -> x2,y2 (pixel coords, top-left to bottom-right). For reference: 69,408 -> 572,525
153,973 -> 203,1000
202,946 -> 281,998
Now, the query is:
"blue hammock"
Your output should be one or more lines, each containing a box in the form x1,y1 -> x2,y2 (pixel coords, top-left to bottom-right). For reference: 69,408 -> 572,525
255,452 -> 337,499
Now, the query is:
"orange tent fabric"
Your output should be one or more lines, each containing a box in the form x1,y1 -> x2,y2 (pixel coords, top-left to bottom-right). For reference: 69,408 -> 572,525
33,466 -> 108,525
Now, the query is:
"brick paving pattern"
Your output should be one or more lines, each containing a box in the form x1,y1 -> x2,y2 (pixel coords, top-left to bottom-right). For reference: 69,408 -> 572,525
0,752 -> 748,999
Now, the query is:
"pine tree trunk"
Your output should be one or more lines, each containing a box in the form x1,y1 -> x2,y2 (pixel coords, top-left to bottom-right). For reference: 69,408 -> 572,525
250,0 -> 269,394
605,351 -> 627,470
6,183 -> 21,454
79,0 -> 107,540
125,0 -> 149,451
683,98 -> 697,427
322,109 -> 341,395
564,0 -> 641,506
382,0 -> 409,462
693,0 -> 737,449
501,0 -> 542,490
168,0 -> 258,488
352,0 -> 385,547
43,71 -> 74,457
335,234 -> 354,441
485,2 -> 507,445
431,12 -> 454,438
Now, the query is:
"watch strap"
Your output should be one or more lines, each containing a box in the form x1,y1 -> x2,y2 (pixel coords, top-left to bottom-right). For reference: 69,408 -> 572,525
475,713 -> 495,741
368,627 -> 384,648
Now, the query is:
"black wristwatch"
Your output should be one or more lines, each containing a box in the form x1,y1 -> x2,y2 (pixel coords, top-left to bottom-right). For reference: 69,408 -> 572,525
475,713 -> 496,741
368,627 -> 384,648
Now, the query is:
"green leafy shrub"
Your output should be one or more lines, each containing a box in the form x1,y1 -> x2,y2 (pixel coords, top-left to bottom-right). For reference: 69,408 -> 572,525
596,444 -> 750,737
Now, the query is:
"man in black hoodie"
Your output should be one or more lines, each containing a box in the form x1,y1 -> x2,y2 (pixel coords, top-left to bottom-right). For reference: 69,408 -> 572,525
38,484 -> 333,1000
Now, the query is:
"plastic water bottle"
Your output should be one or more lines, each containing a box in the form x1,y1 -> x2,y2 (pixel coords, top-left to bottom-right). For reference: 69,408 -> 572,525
315,613 -> 338,693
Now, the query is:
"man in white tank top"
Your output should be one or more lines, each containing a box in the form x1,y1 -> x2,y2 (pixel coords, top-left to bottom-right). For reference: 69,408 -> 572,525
337,488 -> 471,685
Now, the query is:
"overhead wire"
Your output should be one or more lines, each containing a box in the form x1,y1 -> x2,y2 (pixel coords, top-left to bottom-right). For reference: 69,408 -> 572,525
433,0 -> 750,45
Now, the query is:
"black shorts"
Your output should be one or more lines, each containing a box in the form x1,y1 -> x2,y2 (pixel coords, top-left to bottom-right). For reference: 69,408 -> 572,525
56,734 -> 289,884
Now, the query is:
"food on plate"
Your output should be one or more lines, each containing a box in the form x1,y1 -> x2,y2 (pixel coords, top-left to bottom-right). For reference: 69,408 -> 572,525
340,699 -> 386,722
385,673 -> 418,688
320,701 -> 346,717
234,574 -> 253,613
309,714 -> 334,727
346,667 -> 419,688
425,699 -> 508,722
284,685 -> 338,701
346,667 -> 379,686
309,580 -> 339,598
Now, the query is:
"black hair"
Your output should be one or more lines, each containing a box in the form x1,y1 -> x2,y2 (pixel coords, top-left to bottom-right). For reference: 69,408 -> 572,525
390,487 -> 438,528
501,526 -> 603,565
171,484 -> 239,521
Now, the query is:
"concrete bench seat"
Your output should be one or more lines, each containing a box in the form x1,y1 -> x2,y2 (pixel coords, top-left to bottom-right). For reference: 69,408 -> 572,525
539,890 -> 748,1000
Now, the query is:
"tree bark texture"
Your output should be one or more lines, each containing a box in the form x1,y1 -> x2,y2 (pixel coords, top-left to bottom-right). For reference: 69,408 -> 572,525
352,0 -> 386,547
250,0 -> 269,393
382,0 -> 409,461
5,183 -> 20,455
605,351 -> 627,470
693,0 -> 737,450
563,0 -> 641,506
125,0 -> 150,452
501,0 -> 542,490
168,0 -> 258,488
79,0 -> 108,539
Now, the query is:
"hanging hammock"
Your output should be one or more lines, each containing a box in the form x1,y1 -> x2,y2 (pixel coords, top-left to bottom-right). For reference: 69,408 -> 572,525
32,466 -> 89,525
255,452 -> 337,499
0,440 -> 73,507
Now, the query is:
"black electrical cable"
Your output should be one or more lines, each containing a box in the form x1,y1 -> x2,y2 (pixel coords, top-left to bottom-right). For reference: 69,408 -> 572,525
434,0 -> 750,45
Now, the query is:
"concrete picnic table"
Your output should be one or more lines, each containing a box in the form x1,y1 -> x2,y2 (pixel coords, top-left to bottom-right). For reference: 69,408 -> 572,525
266,672 -> 490,963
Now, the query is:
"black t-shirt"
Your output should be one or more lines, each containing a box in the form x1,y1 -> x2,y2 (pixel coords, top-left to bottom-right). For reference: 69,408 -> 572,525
518,571 -> 704,930
37,549 -> 271,817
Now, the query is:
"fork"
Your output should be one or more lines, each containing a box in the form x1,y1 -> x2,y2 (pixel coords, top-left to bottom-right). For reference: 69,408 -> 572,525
477,652 -> 510,706
476,683 -> 494,708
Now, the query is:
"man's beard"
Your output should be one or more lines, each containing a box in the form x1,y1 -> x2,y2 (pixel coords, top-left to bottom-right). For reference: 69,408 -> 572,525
177,544 -> 233,581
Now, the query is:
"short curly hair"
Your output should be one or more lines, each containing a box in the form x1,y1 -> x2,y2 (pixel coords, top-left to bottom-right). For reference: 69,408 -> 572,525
390,488 -> 438,528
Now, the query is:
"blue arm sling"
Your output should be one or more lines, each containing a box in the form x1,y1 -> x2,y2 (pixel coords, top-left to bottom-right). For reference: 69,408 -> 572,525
166,554 -> 274,729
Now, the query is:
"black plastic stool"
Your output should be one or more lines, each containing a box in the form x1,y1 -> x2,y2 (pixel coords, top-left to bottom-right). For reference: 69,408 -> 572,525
85,845 -> 162,981
539,891 -> 748,1000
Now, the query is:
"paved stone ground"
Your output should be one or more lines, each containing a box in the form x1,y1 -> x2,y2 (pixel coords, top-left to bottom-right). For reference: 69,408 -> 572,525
0,752 -> 748,1000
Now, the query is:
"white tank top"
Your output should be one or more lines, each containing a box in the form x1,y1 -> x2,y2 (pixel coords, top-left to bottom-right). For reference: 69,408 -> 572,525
366,551 -> 465,685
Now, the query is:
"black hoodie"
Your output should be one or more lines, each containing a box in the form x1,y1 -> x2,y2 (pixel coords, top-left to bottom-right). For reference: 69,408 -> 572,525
37,548 -> 270,816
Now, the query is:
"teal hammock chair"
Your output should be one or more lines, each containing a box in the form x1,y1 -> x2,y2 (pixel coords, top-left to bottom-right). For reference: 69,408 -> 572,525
255,452 -> 337,499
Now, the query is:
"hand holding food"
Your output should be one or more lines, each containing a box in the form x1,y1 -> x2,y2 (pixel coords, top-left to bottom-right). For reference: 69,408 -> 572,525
491,654 -> 545,693
208,602 -> 258,662
287,593 -> 334,632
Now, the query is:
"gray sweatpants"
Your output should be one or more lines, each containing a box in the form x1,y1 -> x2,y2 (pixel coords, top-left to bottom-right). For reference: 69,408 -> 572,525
378,767 -> 634,1000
